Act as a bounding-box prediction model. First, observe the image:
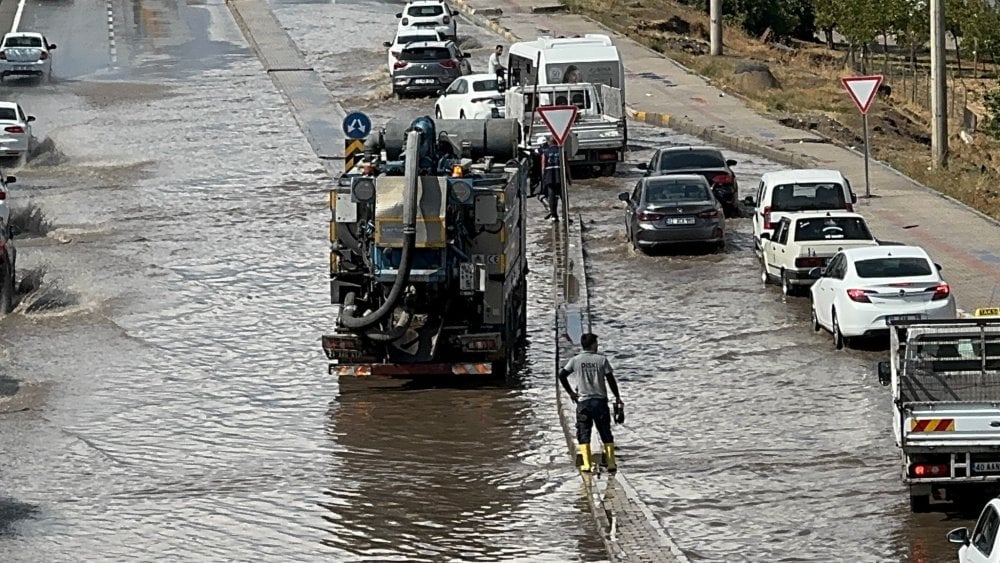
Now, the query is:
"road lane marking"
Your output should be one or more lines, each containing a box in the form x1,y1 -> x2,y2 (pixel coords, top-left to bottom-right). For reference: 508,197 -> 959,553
10,0 -> 25,33
106,0 -> 117,65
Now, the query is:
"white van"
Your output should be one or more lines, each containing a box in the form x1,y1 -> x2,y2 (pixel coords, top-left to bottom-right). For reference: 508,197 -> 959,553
506,34 -> 625,94
746,169 -> 859,256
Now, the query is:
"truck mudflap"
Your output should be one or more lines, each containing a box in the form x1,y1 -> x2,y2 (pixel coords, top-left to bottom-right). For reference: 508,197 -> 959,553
330,362 -> 494,377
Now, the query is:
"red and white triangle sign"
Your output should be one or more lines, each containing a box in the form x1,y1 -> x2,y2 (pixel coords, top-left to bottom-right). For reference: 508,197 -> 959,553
841,75 -> 883,114
537,105 -> 579,145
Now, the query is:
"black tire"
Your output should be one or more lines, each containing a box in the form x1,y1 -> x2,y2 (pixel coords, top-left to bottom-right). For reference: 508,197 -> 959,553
811,306 -> 821,332
600,163 -> 616,176
0,263 -> 14,315
715,240 -> 725,252
909,494 -> 930,513
832,309 -> 845,350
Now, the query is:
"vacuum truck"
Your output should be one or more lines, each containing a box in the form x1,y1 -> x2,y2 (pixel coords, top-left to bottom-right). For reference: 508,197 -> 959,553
322,116 -> 529,378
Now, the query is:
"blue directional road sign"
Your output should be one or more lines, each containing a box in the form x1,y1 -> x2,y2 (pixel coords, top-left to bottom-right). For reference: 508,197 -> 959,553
343,111 -> 372,140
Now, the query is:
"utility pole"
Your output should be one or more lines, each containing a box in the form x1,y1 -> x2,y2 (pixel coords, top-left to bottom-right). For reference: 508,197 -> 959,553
710,0 -> 722,56
930,0 -> 948,168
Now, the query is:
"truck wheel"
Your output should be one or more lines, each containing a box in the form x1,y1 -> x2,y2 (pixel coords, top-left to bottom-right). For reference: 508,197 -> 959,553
832,310 -> 845,350
0,263 -> 14,315
909,494 -> 930,513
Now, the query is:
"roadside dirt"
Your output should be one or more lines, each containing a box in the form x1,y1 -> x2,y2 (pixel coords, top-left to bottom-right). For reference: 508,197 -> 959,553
563,0 -> 1000,218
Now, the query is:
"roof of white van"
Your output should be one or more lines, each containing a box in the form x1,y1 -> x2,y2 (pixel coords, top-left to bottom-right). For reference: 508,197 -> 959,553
509,34 -> 620,61
761,169 -> 846,183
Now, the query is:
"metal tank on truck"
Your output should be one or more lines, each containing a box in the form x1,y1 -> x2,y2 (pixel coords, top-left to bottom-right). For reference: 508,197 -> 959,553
323,116 -> 529,378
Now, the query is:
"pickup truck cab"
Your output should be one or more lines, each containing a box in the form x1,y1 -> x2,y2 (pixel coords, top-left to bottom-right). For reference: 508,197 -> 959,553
949,498 -> 1000,562
760,211 -> 879,296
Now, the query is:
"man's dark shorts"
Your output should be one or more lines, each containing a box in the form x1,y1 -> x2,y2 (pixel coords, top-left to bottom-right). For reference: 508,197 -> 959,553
577,397 -> 613,444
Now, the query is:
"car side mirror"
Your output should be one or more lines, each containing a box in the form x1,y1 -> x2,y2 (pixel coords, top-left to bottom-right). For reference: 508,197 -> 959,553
947,527 -> 970,546
636,163 -> 647,170
383,41 -> 392,48
5,176 -> 14,184
743,196 -> 755,206
876,361 -> 891,386
935,263 -> 942,272
26,116 -> 35,122
462,53 -> 471,58
617,192 -> 630,203
726,159 -> 737,166
48,44 -> 56,50
759,232 -> 771,241
851,192 -> 858,204
395,12 -> 402,17
438,89 -> 446,96
807,267 -> 823,279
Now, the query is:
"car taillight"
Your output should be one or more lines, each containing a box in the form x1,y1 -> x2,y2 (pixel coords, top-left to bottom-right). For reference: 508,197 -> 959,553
393,61 -> 409,70
795,257 -> 825,268
0,191 -> 6,200
39,51 -> 47,60
910,463 -> 949,478
402,17 -> 409,25
762,205 -> 771,230
443,15 -> 450,24
697,209 -> 719,219
711,173 -> 733,185
0,52 -> 6,60
636,212 -> 664,221
847,288 -> 873,303
931,283 -> 951,300
439,59 -> 458,69
4,126 -> 23,134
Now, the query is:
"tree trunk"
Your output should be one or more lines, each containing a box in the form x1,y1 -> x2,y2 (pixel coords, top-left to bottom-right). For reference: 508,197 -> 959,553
882,33 -> 890,74
843,42 -> 855,69
952,32 -> 963,76
861,43 -> 869,74
910,42 -> 918,104
825,28 -> 834,50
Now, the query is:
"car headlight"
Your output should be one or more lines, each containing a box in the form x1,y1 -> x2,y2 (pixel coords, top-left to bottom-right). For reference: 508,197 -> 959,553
351,178 -> 376,203
447,178 -> 474,204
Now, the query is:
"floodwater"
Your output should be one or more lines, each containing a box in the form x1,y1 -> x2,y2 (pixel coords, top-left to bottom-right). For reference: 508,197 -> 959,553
0,0 -> 980,561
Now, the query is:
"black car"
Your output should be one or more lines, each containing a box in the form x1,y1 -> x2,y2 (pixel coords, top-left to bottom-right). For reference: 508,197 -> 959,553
637,146 -> 741,218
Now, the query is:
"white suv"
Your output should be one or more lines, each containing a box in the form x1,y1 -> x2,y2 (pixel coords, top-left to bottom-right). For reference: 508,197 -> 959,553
395,1 -> 457,41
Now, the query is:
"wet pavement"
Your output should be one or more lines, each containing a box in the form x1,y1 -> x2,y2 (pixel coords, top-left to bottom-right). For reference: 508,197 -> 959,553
0,0 -> 981,562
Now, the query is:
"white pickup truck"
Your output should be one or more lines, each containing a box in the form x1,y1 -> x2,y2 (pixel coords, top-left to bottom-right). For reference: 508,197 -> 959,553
877,318 -> 1000,512
505,82 -> 625,176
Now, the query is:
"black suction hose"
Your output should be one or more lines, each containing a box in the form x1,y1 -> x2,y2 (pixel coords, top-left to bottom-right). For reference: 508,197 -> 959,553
340,128 -> 422,330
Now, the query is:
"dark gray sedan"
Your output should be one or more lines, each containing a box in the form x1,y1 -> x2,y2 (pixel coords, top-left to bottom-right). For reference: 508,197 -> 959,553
391,40 -> 471,98
618,174 -> 726,252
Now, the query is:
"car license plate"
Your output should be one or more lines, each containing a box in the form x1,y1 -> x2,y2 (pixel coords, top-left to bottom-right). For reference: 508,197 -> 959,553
974,462 -> 1000,473
665,217 -> 696,225
14,65 -> 32,71
886,314 -> 922,322
415,78 -> 435,84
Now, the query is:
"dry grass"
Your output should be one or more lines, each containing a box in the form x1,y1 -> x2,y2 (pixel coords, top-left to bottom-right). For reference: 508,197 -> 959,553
562,0 -> 1000,218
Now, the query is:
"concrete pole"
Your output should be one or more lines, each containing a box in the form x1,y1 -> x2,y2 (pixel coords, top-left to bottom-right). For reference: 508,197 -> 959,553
710,0 -> 722,56
930,0 -> 948,168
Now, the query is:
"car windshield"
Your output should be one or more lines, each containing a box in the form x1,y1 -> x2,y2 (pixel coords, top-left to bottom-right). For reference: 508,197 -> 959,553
401,47 -> 451,61
472,79 -> 499,92
3,36 -> 41,48
408,5 -> 444,16
658,150 -> 725,171
644,181 -> 711,204
0,108 -> 16,120
854,257 -> 933,278
771,182 -> 847,212
794,217 -> 873,241
398,34 -> 439,44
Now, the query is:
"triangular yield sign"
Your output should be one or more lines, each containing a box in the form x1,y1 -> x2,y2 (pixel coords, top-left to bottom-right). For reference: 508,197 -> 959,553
841,75 -> 883,114
537,105 -> 579,145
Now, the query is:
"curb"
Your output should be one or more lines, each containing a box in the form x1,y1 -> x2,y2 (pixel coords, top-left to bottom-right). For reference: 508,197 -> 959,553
452,0 -> 519,43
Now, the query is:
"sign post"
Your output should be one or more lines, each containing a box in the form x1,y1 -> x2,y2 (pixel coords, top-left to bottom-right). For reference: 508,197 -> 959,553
342,111 -> 372,172
841,75 -> 883,198
537,105 -> 579,226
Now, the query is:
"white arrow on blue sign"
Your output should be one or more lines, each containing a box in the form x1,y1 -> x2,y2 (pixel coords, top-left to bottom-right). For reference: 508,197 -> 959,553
343,111 -> 372,140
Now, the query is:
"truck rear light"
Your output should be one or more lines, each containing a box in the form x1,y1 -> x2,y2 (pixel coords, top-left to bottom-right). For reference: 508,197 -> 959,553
439,59 -> 458,69
636,212 -> 664,221
847,288 -> 873,303
762,206 -> 772,230
795,257 -> 825,268
598,152 -> 617,161
931,283 -> 951,300
711,173 -> 733,185
393,61 -> 409,70
4,126 -> 23,134
910,463 -> 949,478
697,209 -> 719,219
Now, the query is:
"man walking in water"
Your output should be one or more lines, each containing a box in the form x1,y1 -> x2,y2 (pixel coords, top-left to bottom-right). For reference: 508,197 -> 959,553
558,333 -> 623,473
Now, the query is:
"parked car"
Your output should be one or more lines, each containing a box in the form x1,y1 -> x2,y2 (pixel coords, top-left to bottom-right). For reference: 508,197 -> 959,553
434,74 -> 505,119
809,245 -> 956,349
618,174 -> 725,252
949,498 -> 1000,562
760,211 -> 880,296
391,40 -> 471,98
745,169 -> 858,257
0,102 -> 35,158
384,29 -> 447,76
0,32 -> 55,82
395,0 -> 457,41
637,146 -> 741,218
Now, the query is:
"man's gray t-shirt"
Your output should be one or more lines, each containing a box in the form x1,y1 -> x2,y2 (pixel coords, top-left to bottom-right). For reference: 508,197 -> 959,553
563,352 -> 613,400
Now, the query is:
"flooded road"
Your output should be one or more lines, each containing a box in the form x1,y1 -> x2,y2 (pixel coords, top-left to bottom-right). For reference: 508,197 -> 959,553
0,0 -> 979,561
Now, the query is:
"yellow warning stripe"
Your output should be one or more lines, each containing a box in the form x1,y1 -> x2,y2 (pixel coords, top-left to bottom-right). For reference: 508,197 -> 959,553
910,418 -> 956,432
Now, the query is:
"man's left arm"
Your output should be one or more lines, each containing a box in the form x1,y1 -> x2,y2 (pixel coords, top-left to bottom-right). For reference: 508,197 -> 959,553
604,357 -> 621,403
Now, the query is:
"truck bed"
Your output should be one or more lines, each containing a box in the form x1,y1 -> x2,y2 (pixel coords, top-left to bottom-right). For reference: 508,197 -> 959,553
900,357 -> 1000,403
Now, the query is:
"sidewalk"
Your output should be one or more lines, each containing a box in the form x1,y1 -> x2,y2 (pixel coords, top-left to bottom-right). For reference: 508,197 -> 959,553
451,0 -> 1000,312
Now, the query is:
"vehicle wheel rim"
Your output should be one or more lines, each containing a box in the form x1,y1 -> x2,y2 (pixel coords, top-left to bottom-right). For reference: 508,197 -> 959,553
833,313 -> 843,348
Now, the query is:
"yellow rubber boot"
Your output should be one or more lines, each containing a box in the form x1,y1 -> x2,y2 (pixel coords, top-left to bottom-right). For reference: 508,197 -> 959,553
577,444 -> 593,472
603,443 -> 617,473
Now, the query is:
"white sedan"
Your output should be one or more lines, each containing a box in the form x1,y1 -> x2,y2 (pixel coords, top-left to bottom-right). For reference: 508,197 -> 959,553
434,74 -> 505,119
0,101 -> 34,157
809,245 -> 957,349
949,498 -> 1000,562
0,32 -> 56,82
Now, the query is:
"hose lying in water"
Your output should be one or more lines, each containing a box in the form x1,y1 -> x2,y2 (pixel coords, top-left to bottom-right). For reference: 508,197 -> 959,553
339,128 -> 421,331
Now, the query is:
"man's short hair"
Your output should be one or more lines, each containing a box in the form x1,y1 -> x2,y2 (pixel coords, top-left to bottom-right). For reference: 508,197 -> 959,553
581,333 -> 598,349
496,44 -> 504,50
